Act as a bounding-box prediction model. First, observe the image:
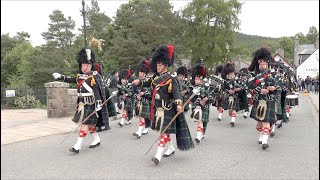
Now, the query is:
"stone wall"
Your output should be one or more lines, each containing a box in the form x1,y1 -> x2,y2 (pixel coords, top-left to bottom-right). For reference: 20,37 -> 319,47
44,81 -> 70,118
67,89 -> 78,116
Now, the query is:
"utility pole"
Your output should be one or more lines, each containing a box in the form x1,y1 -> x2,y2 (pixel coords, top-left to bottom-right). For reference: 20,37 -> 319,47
80,0 -> 93,48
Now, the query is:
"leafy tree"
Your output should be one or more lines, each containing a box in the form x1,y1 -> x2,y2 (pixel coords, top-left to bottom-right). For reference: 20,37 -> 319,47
14,31 -> 31,43
306,26 -> 319,44
86,0 -> 112,57
182,0 -> 242,66
1,34 -> 19,61
107,0 -> 178,70
278,36 -> 293,59
41,10 -> 76,65
294,32 -> 308,44
1,41 -> 34,87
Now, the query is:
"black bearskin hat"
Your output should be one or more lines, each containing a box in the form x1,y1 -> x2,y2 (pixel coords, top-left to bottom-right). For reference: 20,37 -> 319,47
221,63 -> 235,79
191,64 -> 207,79
119,69 -> 131,80
77,48 -> 96,73
77,48 -> 96,65
177,66 -> 188,77
215,65 -> 224,75
138,59 -> 150,74
248,48 -> 272,73
239,68 -> 249,76
150,44 -> 175,72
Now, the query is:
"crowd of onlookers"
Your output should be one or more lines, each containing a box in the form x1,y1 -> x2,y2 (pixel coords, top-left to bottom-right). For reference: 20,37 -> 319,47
297,76 -> 319,94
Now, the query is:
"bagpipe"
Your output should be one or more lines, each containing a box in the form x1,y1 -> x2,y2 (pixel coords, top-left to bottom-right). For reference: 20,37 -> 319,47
248,69 -> 277,120
189,85 -> 213,108
117,83 -> 133,97
207,75 -> 224,100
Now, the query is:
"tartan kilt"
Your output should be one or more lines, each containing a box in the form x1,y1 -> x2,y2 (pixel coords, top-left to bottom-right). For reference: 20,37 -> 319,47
221,94 -> 241,112
106,99 -> 117,117
250,100 -> 276,124
105,87 -> 117,117
151,108 -> 176,134
275,98 -> 283,115
202,106 -> 210,122
139,100 -> 151,120
238,91 -> 249,111
124,98 -> 134,119
82,104 -> 98,125
175,113 -> 195,151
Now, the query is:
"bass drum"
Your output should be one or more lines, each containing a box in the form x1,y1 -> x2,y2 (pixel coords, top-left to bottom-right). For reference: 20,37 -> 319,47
286,94 -> 299,107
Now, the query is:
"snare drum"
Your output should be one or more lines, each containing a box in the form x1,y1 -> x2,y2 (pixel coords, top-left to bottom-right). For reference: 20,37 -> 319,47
286,94 -> 299,106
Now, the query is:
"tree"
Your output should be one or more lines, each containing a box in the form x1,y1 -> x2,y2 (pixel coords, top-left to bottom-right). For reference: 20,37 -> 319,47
85,0 -> 112,56
294,32 -> 308,44
1,41 -> 34,87
41,10 -> 76,65
107,0 -> 178,69
182,0 -> 242,66
17,47 -> 70,87
14,31 -> 31,43
278,36 -> 293,59
1,34 -> 19,61
306,26 -> 319,44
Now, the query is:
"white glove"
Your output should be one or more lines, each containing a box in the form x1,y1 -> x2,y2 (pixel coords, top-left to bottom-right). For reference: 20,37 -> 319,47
95,100 -> 102,111
52,73 -> 62,80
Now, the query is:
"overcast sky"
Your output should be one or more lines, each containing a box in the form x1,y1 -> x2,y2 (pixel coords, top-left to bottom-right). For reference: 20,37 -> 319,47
1,0 -> 319,46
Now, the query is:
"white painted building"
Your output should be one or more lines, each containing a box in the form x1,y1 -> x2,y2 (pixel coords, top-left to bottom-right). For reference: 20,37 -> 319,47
296,49 -> 319,79
272,52 -> 294,71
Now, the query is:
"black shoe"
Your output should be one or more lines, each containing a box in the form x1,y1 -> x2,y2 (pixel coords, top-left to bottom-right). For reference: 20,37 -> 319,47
69,148 -> 79,153
262,144 -> 269,149
132,132 -> 141,138
270,132 -> 275,137
118,122 -> 123,127
152,157 -> 160,165
163,151 -> 175,157
230,122 -> 235,127
243,115 -> 247,118
217,117 -> 222,121
258,141 -> 262,144
104,126 -> 111,130
195,138 -> 201,144
89,142 -> 101,148
277,124 -> 282,128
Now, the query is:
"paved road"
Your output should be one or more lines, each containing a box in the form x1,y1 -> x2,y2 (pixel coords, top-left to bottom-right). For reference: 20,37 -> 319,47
1,95 -> 319,179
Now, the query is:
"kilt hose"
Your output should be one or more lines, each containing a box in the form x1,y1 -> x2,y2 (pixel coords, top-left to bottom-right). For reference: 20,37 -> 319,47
151,106 -> 194,151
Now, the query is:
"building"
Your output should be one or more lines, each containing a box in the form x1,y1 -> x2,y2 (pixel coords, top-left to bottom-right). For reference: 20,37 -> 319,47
293,36 -> 319,68
272,49 -> 294,71
296,49 -> 319,79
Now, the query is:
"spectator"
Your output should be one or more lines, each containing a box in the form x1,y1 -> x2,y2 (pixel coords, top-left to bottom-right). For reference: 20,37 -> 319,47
305,76 -> 312,93
314,76 -> 319,94
301,79 -> 305,91
297,77 -> 302,91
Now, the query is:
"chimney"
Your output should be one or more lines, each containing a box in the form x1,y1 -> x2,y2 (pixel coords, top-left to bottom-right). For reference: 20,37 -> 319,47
276,49 -> 285,59
294,36 -> 299,68
316,36 -> 319,50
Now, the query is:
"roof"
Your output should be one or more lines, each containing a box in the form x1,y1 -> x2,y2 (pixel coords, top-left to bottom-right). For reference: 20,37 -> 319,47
298,49 -> 316,55
297,44 -> 315,54
272,53 -> 294,69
